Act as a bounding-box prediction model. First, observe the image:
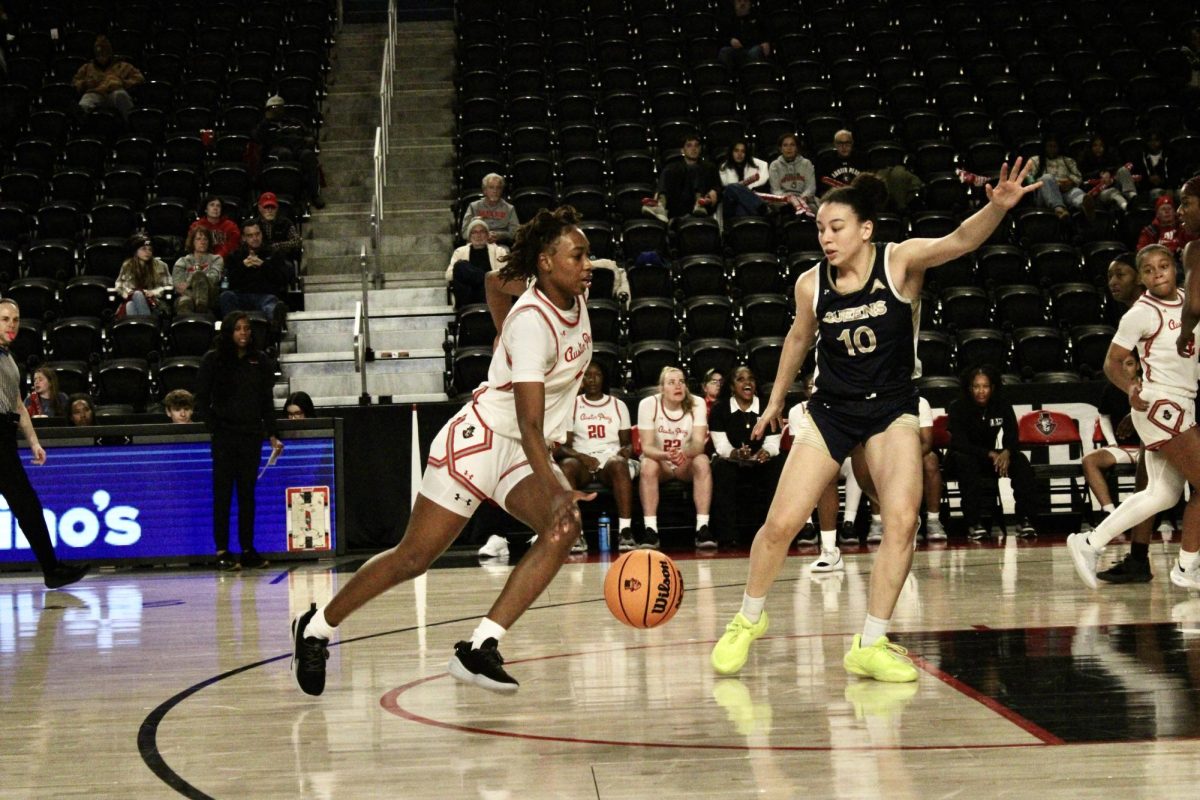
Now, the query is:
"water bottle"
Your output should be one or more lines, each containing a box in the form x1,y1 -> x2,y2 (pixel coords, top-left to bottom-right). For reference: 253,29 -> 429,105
597,512 -> 611,553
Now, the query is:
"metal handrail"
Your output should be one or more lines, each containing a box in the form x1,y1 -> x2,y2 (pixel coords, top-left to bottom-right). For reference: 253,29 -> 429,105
356,247 -> 374,404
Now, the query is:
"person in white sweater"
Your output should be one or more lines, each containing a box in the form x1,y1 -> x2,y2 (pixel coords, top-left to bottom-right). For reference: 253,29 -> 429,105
719,140 -> 771,218
446,218 -> 508,308
768,133 -> 818,216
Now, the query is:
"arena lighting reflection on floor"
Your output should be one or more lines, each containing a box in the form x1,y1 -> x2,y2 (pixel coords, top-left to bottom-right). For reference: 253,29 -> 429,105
0,584 -> 146,655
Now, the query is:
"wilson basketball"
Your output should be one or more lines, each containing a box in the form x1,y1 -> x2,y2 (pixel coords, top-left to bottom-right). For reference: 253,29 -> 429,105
604,550 -> 684,628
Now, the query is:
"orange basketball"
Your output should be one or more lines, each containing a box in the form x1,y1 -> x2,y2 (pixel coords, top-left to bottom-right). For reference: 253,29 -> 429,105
604,550 -> 684,628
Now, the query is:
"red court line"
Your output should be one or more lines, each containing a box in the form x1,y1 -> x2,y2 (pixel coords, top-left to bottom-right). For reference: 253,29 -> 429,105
912,655 -> 1064,745
379,674 -> 1045,753
378,637 -> 1059,753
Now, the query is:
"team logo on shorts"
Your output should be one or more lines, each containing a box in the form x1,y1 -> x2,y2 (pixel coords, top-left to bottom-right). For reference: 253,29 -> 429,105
462,424 -> 476,439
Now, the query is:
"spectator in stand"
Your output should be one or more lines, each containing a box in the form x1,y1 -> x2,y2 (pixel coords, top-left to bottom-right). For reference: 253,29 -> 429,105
1137,195 -> 1194,254
701,368 -> 724,416
555,363 -> 638,553
1079,134 -> 1137,216
709,365 -> 784,547
285,391 -> 316,419
459,173 -> 519,245
1104,254 -> 1142,327
815,129 -> 866,197
637,366 -> 714,550
254,95 -> 325,209
249,192 -> 302,263
642,134 -> 721,223
719,140 -> 771,218
188,196 -> 241,260
219,221 -> 290,336
768,133 -> 818,216
718,0 -> 770,69
24,367 -> 69,418
945,364 -> 1039,539
72,35 -> 143,120
116,236 -> 172,319
1025,134 -> 1086,220
172,226 -> 224,315
164,389 -> 194,423
68,394 -> 96,427
446,217 -> 507,308
1139,131 -> 1171,199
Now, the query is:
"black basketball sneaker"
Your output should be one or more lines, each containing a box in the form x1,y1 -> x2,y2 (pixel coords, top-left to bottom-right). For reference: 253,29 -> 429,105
291,602 -> 330,696
448,638 -> 519,694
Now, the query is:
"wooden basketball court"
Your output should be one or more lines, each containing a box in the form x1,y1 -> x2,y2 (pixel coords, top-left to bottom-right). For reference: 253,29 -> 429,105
4,536 -> 1200,798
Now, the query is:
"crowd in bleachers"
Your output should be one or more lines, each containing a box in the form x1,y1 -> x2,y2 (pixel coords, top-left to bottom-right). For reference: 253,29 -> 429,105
447,0 -> 1200,399
0,0 -> 336,414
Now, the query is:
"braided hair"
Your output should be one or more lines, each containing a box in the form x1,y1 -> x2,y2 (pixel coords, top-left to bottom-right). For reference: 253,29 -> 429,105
497,205 -> 583,285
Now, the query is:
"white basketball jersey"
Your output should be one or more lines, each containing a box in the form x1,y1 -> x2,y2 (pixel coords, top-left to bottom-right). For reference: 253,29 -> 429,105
472,285 -> 593,443
1112,288 -> 1199,398
571,394 -> 630,457
637,394 -> 707,453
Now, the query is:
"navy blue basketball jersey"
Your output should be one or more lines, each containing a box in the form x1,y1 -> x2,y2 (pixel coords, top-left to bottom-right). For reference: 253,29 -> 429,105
811,243 -> 920,400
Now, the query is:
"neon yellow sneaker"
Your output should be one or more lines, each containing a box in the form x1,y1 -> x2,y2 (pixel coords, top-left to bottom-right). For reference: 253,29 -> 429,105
710,611 -> 769,675
843,634 -> 919,683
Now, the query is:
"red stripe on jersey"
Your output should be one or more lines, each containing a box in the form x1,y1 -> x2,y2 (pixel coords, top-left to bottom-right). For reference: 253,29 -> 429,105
532,286 -> 583,327
1141,305 -> 1164,384
504,305 -> 560,376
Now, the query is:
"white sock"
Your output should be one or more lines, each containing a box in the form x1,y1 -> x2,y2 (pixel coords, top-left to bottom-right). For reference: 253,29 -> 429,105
304,607 -> 337,640
1102,503 -> 1115,513
619,517 -> 631,532
644,516 -> 658,531
740,593 -> 766,624
1180,549 -> 1199,572
872,514 -> 882,525
470,617 -> 507,648
926,511 -> 939,522
861,614 -> 889,645
845,512 -> 857,524
696,514 -> 710,529
820,529 -> 837,550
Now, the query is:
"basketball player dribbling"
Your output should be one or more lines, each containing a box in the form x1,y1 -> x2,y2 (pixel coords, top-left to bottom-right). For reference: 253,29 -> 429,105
711,161 -> 1040,682
291,206 -> 595,695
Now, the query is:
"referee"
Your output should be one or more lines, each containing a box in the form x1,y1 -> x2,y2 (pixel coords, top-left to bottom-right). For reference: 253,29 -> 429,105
0,299 -> 89,588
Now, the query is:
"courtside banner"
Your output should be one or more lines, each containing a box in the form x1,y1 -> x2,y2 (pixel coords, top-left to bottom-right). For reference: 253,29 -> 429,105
0,435 -> 338,565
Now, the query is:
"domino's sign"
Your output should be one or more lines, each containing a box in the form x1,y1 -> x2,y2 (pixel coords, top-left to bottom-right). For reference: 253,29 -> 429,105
0,490 -> 141,551
0,437 -> 338,565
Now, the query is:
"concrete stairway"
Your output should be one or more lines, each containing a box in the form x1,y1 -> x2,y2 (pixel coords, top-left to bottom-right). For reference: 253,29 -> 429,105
281,20 -> 457,406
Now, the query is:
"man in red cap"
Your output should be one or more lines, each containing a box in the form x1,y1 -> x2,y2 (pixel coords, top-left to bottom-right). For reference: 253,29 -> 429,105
1137,195 -> 1195,253
251,192 -> 301,259
249,192 -> 302,289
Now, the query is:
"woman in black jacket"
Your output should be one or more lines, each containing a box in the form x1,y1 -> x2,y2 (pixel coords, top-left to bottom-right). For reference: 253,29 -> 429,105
195,311 -> 283,570
946,364 -> 1039,539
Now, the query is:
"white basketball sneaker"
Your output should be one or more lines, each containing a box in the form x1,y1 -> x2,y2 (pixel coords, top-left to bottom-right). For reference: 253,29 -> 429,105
477,535 -> 509,559
1067,533 -> 1101,590
1169,558 -> 1200,591
810,547 -> 844,573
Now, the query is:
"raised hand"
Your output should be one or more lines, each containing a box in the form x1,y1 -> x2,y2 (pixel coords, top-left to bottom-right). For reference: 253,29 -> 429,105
986,158 -> 1041,211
